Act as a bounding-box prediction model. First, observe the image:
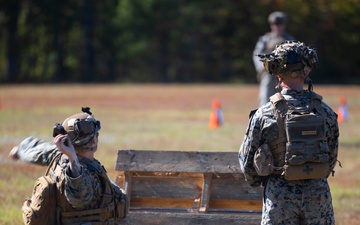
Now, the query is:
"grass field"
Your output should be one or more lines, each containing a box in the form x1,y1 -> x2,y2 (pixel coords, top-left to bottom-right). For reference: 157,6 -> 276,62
0,84 -> 359,225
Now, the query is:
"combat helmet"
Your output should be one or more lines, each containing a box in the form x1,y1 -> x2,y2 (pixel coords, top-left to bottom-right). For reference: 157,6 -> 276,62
258,41 -> 318,75
54,107 -> 101,151
268,11 -> 288,24
258,41 -> 318,90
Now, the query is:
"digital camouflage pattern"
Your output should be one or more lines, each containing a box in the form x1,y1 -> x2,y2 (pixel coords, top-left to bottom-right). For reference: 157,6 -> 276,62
262,177 -> 335,225
239,88 -> 339,224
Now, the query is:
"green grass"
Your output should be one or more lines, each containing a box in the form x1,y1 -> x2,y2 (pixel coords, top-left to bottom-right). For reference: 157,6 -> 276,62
0,84 -> 359,224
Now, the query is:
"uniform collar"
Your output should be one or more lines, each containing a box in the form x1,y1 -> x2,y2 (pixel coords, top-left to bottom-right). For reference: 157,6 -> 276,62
280,89 -> 309,96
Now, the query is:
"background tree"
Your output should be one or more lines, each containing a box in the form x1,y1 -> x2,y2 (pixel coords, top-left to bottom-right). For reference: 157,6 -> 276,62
0,0 -> 359,83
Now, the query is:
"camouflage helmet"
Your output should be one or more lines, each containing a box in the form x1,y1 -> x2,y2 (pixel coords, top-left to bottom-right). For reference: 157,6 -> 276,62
62,107 -> 101,150
268,11 -> 288,24
258,41 -> 318,76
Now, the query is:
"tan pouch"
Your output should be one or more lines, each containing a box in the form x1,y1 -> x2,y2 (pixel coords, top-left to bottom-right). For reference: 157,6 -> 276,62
254,143 -> 274,176
116,193 -> 129,219
283,162 -> 330,181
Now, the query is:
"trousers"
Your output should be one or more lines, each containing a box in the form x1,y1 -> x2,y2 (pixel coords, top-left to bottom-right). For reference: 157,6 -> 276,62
261,177 -> 335,225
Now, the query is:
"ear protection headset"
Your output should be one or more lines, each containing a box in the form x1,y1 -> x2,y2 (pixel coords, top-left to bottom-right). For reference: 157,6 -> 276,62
53,107 -> 101,148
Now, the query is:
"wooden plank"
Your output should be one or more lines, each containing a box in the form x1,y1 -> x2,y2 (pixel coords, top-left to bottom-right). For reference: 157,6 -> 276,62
124,171 -> 132,199
209,199 -> 262,211
115,149 -> 264,223
127,176 -> 203,199
118,210 -> 261,225
199,173 -> 212,212
128,198 -> 262,211
116,172 -> 262,201
116,172 -> 263,211
210,174 -> 263,200
130,197 -> 196,209
116,150 -> 242,173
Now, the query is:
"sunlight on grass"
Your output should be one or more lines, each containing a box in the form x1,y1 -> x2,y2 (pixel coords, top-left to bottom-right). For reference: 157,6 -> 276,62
0,205 -> 23,225
331,184 -> 360,208
331,184 -> 360,225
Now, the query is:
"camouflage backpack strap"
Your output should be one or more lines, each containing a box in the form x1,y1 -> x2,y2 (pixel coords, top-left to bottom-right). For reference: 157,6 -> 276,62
269,92 -> 288,142
49,154 -> 72,225
309,91 -> 325,114
46,153 -> 65,198
45,153 -> 62,176
269,93 -> 288,168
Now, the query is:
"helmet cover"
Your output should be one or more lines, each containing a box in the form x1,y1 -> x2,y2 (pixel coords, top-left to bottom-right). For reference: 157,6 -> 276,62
258,41 -> 318,75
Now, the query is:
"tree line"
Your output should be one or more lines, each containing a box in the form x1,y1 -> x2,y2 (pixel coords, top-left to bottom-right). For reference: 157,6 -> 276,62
1,0 -> 359,84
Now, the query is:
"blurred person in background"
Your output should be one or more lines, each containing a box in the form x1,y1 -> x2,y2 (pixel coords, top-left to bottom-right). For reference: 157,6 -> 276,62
253,11 -> 296,106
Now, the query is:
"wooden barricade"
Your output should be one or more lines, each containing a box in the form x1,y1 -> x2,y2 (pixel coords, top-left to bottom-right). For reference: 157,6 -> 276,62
115,150 -> 263,225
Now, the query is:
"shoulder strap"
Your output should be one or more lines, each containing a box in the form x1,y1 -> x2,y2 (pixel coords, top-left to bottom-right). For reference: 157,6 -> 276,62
270,92 -> 288,116
45,153 -> 62,176
310,91 -> 325,114
270,93 -> 287,142
269,93 -> 288,168
248,109 -> 257,119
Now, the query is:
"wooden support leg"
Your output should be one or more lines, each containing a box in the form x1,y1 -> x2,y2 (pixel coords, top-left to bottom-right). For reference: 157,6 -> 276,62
124,171 -> 133,201
199,173 -> 212,212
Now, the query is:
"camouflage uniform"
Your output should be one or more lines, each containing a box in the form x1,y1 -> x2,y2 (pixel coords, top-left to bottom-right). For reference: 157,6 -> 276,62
239,89 -> 339,225
16,136 -> 123,210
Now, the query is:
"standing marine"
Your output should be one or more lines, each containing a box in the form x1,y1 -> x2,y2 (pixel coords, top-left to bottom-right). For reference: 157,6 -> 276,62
239,41 -> 339,224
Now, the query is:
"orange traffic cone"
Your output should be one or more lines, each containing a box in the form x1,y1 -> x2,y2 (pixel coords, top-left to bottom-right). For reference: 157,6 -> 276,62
209,98 -> 224,129
337,96 -> 349,123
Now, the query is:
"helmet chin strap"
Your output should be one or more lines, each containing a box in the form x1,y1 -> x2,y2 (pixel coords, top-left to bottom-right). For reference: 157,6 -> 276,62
303,66 -> 313,91
275,77 -> 283,92
75,138 -> 97,152
306,77 -> 313,91
86,145 -> 97,152
76,145 -> 97,153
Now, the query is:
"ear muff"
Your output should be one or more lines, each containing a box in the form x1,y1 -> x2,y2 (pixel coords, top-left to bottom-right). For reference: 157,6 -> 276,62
264,59 -> 280,75
71,118 -> 100,147
61,110 -> 101,149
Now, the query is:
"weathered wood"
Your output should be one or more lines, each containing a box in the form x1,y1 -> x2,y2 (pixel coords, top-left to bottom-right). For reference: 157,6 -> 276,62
130,197 -> 196,209
209,174 -> 262,200
127,198 -> 262,211
124,171 -> 132,200
123,173 -> 202,199
117,210 -> 262,225
116,172 -> 261,201
199,173 -> 212,212
115,150 -> 263,225
116,150 -> 241,173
